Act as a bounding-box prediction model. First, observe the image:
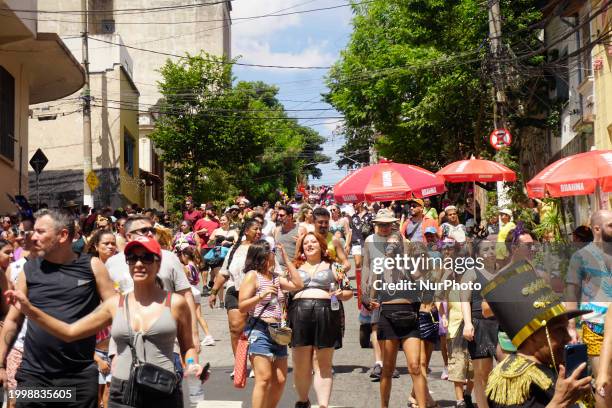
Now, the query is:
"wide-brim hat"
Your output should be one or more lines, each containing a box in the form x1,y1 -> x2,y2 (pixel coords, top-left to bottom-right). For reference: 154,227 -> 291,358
372,209 -> 398,223
499,208 -> 513,217
62,200 -> 79,208
482,259 -> 590,348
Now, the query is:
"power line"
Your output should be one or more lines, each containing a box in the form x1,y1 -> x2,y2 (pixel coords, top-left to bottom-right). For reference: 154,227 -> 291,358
90,103 -> 344,120
3,1 -> 232,15
86,36 -> 332,69
21,1 -> 372,25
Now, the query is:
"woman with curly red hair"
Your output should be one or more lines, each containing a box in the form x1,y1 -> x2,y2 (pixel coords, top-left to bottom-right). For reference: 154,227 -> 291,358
289,232 -> 353,408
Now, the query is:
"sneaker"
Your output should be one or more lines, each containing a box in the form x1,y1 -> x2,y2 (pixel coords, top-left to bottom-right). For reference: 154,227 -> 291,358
369,363 -> 382,379
295,401 -> 311,408
392,368 -> 400,378
219,301 -> 225,309
249,369 -> 255,378
201,287 -> 211,296
456,401 -> 466,408
201,335 -> 215,346
463,394 -> 474,408
230,370 -> 235,379
440,366 -> 448,380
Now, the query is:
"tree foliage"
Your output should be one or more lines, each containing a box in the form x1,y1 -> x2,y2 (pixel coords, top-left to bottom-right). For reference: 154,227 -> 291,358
150,52 -> 329,208
326,0 -> 547,171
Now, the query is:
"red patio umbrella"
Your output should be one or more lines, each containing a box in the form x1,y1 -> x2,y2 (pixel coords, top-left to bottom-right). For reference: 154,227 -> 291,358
333,159 -> 445,204
436,158 -> 516,220
436,158 -> 517,183
526,150 -> 612,198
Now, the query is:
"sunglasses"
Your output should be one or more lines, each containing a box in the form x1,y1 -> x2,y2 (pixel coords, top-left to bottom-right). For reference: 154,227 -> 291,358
17,230 -> 33,237
126,253 -> 159,265
129,227 -> 156,236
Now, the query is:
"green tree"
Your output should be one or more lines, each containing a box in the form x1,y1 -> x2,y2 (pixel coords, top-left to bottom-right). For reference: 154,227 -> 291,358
151,52 -> 329,208
326,0 -> 547,171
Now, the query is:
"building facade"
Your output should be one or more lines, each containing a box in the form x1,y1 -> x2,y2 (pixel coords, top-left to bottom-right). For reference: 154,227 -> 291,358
0,0 -> 84,213
29,35 -> 141,208
36,0 -> 232,209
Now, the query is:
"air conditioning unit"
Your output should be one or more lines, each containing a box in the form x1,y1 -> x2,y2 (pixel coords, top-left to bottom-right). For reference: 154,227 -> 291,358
101,19 -> 115,34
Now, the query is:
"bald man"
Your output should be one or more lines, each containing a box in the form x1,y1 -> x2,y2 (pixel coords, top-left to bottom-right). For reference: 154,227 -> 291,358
565,209 -> 612,378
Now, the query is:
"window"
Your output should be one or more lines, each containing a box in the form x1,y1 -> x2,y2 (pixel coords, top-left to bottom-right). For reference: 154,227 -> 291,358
123,130 -> 135,177
0,66 -> 15,161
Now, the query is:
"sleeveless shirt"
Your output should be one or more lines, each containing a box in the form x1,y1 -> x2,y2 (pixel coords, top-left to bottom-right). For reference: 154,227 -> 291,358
253,273 -> 284,319
111,293 -> 177,381
21,253 -> 100,374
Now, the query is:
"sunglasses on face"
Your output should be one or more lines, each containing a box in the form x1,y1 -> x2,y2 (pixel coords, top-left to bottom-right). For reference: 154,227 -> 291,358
126,253 -> 159,265
129,227 -> 156,236
17,230 -> 32,237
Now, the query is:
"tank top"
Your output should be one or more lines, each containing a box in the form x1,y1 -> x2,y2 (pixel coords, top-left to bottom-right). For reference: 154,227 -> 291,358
111,293 -> 177,381
470,269 -> 496,320
252,273 -> 283,319
275,225 -> 299,268
21,254 -> 100,374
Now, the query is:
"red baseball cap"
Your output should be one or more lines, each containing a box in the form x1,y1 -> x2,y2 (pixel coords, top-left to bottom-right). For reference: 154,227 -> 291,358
124,236 -> 162,258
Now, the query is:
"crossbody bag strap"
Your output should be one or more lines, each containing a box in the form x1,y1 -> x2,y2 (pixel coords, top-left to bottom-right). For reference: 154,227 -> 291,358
406,220 -> 422,240
124,294 -> 140,367
246,301 -> 271,339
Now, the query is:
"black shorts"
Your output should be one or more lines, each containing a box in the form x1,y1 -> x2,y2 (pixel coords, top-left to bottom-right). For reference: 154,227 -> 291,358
377,303 -> 421,341
419,310 -> 440,343
288,299 -> 342,349
15,364 -> 98,408
468,318 -> 499,360
225,286 -> 239,311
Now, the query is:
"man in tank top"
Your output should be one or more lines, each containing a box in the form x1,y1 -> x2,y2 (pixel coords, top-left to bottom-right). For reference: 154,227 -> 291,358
0,209 -> 115,408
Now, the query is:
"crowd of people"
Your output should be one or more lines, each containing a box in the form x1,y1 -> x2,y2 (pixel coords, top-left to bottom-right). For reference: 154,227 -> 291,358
0,189 -> 610,408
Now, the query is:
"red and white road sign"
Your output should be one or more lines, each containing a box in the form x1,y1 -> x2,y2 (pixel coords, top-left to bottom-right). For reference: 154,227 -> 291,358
489,128 -> 512,150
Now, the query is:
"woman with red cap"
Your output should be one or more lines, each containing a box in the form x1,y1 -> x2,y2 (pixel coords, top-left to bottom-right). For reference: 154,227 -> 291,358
5,236 -> 203,408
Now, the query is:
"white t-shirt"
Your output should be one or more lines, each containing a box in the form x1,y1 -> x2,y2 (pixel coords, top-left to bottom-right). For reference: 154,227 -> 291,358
220,244 -> 282,290
105,249 -> 191,295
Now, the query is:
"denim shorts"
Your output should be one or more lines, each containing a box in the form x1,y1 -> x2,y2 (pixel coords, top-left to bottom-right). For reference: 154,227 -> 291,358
247,319 -> 288,360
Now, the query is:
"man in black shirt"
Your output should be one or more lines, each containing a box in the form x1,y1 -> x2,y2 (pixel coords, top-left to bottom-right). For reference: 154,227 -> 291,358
0,209 -> 115,408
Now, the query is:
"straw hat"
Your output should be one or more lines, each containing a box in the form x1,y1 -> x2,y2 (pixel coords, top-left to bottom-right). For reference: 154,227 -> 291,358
372,209 -> 398,223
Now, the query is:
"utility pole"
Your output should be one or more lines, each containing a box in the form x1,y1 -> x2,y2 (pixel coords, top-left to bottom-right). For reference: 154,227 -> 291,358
81,0 -> 93,208
488,0 -> 507,128
488,0 -> 510,211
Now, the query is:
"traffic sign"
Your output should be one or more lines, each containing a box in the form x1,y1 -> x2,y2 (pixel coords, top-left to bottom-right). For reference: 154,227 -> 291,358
29,148 -> 48,175
86,170 -> 100,191
489,128 -> 512,150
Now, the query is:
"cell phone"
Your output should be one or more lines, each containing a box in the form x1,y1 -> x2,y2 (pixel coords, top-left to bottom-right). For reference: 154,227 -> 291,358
564,343 -> 588,378
199,362 -> 211,382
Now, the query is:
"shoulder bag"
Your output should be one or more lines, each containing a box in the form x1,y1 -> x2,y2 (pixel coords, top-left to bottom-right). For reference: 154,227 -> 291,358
234,302 -> 271,388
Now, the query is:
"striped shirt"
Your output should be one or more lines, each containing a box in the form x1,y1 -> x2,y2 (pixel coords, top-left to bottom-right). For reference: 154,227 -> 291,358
253,272 -> 284,320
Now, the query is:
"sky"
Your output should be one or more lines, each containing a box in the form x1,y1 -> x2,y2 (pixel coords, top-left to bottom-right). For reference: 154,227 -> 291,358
230,0 -> 355,187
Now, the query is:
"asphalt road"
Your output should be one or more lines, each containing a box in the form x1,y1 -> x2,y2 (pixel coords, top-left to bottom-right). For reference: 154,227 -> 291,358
192,289 -> 457,408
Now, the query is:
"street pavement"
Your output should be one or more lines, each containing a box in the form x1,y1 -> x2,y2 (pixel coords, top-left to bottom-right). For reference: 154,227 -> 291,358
193,285 -> 457,407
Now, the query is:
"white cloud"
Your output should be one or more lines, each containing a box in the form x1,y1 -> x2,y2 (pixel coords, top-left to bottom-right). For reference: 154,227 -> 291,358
234,38 -> 335,70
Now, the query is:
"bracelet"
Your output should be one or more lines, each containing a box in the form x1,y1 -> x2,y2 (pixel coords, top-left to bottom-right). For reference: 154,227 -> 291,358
210,288 -> 218,296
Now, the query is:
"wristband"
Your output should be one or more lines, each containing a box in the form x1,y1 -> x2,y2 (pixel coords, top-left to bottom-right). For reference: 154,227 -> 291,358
210,288 -> 218,296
